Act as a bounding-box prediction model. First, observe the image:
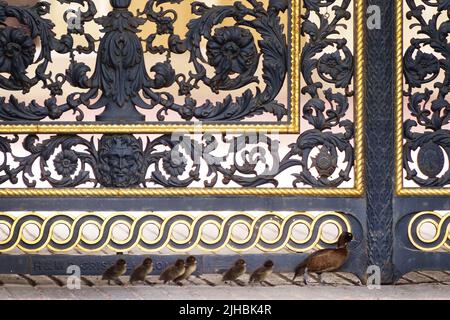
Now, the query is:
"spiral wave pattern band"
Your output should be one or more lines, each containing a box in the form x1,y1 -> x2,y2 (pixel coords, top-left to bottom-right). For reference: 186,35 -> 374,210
408,211 -> 450,252
0,212 -> 352,253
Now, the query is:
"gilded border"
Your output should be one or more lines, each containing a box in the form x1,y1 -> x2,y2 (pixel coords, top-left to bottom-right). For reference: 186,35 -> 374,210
0,188 -> 363,197
0,0 -> 301,134
0,0 -> 365,197
353,0 -> 365,197
395,0 -> 404,196
394,0 -> 450,196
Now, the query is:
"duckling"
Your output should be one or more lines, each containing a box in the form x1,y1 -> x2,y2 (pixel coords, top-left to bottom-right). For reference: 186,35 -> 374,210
129,258 -> 153,285
159,259 -> 186,284
249,260 -> 274,285
174,256 -> 197,286
293,232 -> 353,285
102,259 -> 127,285
222,259 -> 246,284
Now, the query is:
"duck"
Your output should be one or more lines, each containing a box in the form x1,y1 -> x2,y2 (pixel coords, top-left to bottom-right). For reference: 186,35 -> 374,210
159,259 -> 186,284
129,258 -> 153,285
174,256 -> 197,286
222,259 -> 246,283
102,259 -> 127,285
293,231 -> 353,285
249,260 -> 274,285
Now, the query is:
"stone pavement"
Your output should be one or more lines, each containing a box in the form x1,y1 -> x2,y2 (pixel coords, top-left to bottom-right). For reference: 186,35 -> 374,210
0,271 -> 448,300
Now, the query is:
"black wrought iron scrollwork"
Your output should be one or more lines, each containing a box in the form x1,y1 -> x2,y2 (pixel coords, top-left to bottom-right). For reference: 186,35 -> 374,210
403,0 -> 450,187
0,128 -> 355,189
0,133 -> 273,188
297,0 -> 355,187
0,0 -> 289,123
0,0 -> 357,190
0,0 -> 76,121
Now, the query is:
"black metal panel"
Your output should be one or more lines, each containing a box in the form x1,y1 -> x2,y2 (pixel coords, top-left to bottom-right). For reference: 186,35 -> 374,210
392,0 -> 450,281
0,0 -> 290,123
0,195 -> 368,279
402,0 -> 450,188
0,132 -> 356,189
0,196 -> 366,212
0,0 -> 369,280
365,0 -> 396,283
393,197 -> 450,280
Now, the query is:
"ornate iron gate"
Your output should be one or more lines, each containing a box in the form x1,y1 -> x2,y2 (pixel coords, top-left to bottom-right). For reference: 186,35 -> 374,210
0,0 -> 447,284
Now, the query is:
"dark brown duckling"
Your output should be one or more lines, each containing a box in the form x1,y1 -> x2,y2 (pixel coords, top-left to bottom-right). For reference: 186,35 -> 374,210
174,256 -> 197,286
102,259 -> 127,285
129,258 -> 153,285
293,232 -> 353,285
222,259 -> 246,283
249,260 -> 274,285
159,259 -> 186,284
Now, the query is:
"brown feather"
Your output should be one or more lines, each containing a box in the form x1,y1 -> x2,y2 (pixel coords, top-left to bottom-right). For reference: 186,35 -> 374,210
222,259 -> 246,281
304,248 -> 349,272
174,262 -> 197,282
130,259 -> 153,284
102,259 -> 127,281
159,259 -> 185,283
293,232 -> 353,280
249,260 -> 274,283
249,266 -> 272,283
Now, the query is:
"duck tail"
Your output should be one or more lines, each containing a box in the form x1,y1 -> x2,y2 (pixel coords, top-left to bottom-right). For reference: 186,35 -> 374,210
293,262 -> 306,280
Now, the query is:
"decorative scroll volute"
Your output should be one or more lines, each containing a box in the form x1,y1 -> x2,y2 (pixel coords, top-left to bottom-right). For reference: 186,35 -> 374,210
0,0 -> 363,195
401,0 -> 450,189
0,0 -> 291,123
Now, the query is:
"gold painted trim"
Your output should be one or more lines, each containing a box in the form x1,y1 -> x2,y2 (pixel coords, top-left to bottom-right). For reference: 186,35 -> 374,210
416,218 -> 439,244
289,220 -> 311,245
137,221 -> 162,247
0,188 -> 363,197
198,220 -> 222,246
0,211 -> 352,253
0,0 -> 365,197
0,0 -> 301,134
285,211 -> 351,252
395,0 -> 406,196
394,0 -> 450,196
49,220 -> 72,246
353,0 -> 365,197
257,216 -> 283,245
318,220 -> 343,245
407,211 -> 450,252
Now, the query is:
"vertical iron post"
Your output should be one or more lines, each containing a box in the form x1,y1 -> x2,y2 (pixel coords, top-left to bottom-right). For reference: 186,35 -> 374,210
364,0 -> 396,283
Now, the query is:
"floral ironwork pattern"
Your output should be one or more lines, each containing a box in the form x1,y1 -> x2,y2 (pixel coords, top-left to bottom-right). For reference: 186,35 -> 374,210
0,128 -> 356,189
0,133 -> 280,188
0,0 -> 358,192
0,0 -> 289,123
298,0 -> 355,187
403,0 -> 450,187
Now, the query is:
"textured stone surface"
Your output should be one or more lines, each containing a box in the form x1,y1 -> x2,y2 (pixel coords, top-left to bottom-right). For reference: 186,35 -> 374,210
0,272 -> 447,300
402,272 -> 435,283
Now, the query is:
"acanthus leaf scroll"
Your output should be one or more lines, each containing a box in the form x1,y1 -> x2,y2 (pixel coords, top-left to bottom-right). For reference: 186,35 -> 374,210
0,0 -> 358,192
403,0 -> 450,187
0,0 -> 290,123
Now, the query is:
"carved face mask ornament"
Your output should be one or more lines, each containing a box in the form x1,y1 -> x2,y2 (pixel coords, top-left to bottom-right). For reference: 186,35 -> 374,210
97,134 -> 145,188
